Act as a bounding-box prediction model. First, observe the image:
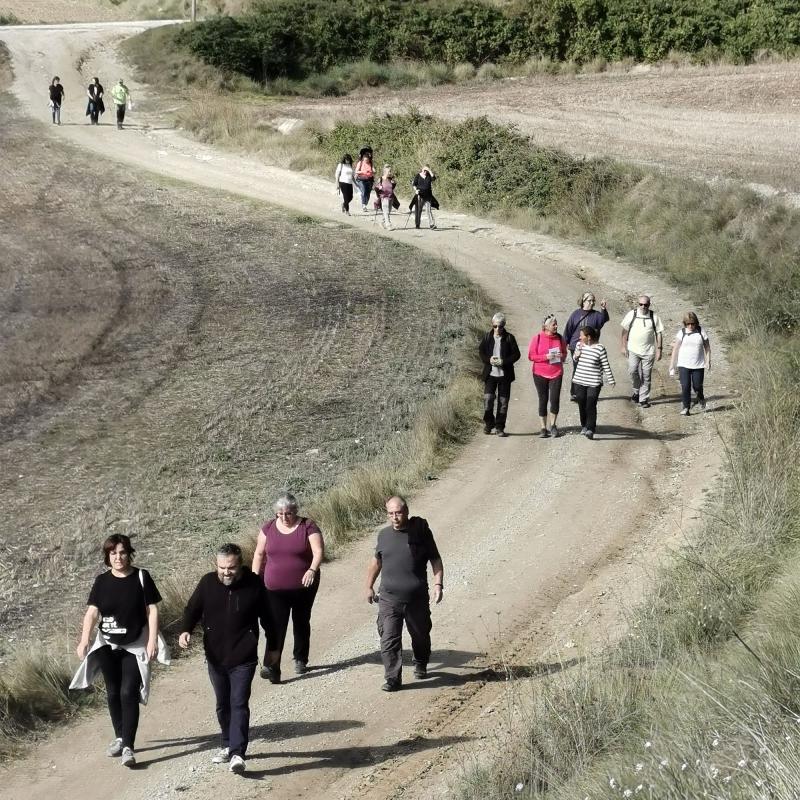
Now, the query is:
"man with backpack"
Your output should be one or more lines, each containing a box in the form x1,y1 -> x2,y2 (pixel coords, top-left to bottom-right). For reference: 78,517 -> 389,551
620,295 -> 664,408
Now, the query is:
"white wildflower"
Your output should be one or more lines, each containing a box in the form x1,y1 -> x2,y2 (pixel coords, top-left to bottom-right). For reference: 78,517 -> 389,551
609,777 -> 617,789
514,783 -> 524,792
712,738 -> 719,747
624,791 -> 632,798
644,741 -> 652,749
681,763 -> 687,771
737,759 -> 747,768
634,763 -> 643,772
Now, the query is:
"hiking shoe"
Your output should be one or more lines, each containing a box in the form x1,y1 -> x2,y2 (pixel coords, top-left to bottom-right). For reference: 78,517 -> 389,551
294,659 -> 308,675
699,398 -> 707,411
429,223 -> 437,230
630,392 -> 639,403
582,429 -> 594,440
579,427 -> 588,435
680,406 -> 690,416
229,754 -> 246,774
212,747 -> 230,764
539,428 -> 550,438
570,394 -> 577,402
120,747 -> 136,768
550,424 -> 559,438
413,664 -> 427,679
496,429 -> 508,437
639,401 -> 651,409
381,680 -> 402,692
260,664 -> 281,684
483,425 -> 493,435
106,737 -> 123,757
362,205 -> 368,212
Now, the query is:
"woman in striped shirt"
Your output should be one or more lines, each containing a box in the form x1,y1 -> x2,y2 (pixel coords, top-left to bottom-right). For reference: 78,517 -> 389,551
572,325 -> 615,440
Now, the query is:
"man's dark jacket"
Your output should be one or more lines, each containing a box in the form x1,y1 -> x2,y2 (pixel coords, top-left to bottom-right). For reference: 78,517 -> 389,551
479,330 -> 522,382
180,567 -> 269,668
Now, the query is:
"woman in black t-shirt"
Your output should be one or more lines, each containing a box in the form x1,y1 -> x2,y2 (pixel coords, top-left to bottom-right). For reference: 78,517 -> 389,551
48,76 -> 64,125
76,534 -> 162,768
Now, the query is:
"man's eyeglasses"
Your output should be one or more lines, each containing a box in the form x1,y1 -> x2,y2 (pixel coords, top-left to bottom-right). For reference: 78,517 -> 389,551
638,302 -> 650,308
492,324 -> 503,329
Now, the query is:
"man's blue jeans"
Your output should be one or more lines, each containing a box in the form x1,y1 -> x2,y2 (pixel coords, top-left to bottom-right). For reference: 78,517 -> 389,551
207,661 -> 257,757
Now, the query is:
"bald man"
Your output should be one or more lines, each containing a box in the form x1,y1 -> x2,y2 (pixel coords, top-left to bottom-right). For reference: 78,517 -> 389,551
365,496 -> 444,691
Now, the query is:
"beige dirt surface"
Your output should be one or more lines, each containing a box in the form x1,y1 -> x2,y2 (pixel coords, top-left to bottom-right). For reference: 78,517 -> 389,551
0,1 -> 126,23
0,22 -> 735,800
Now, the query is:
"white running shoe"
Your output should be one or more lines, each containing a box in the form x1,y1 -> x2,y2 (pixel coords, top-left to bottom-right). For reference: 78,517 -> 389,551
106,737 -> 123,757
229,754 -> 246,774
120,747 -> 136,768
212,747 -> 230,764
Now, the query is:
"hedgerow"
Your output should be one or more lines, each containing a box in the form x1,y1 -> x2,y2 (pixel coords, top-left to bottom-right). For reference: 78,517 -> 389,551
175,0 -> 800,83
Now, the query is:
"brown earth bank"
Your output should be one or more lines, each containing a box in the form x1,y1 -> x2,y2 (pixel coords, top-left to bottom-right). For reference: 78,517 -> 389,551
0,22 -> 733,800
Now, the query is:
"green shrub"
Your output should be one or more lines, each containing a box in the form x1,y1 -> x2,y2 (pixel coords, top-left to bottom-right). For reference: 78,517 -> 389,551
171,0 -> 800,85
315,112 -> 631,219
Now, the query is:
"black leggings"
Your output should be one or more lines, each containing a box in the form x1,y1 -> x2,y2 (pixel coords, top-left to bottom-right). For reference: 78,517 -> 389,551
532,373 -> 563,417
339,182 -> 353,211
94,645 -> 141,748
265,578 -> 320,666
575,384 -> 602,432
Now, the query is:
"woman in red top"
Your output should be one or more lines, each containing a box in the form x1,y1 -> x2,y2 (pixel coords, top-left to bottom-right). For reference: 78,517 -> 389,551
528,314 -> 568,438
354,147 -> 375,212
252,493 -> 324,683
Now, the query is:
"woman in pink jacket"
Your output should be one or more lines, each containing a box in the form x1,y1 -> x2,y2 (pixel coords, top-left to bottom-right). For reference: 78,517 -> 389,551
528,314 -> 568,438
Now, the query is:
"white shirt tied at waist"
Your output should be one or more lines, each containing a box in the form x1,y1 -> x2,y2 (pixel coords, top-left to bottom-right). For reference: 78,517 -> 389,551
70,626 -> 170,705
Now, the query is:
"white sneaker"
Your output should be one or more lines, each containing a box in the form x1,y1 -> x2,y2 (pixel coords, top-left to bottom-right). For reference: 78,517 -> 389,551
229,754 -> 246,774
212,747 -> 230,763
120,747 -> 136,768
680,407 -> 689,416
106,737 -> 123,757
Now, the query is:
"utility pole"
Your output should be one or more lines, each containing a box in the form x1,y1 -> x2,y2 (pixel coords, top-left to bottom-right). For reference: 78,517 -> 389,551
191,0 -> 197,22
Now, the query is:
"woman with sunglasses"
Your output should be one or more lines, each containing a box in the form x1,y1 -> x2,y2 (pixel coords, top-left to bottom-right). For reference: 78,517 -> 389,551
528,314 -> 568,438
479,312 -> 521,437
668,311 -> 711,415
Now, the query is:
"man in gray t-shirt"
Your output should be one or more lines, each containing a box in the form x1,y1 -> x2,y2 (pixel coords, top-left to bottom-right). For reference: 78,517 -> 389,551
365,496 -> 444,691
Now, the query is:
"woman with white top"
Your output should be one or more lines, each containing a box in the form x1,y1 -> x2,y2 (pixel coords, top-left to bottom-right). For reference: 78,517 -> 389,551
572,325 -> 615,440
668,311 -> 711,415
335,154 -> 355,215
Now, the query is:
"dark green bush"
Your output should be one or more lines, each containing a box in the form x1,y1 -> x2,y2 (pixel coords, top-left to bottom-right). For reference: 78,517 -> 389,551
174,0 -> 800,84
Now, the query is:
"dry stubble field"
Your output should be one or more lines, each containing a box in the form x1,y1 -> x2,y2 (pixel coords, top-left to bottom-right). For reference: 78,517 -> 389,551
0,49 -> 483,656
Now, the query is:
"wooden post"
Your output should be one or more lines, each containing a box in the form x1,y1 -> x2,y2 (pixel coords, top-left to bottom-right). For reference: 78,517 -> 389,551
191,0 -> 197,22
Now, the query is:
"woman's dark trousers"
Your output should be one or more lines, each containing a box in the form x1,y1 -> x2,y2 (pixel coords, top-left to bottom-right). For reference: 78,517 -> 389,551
265,579 -> 320,666
483,376 -> 511,433
207,660 -> 257,758
533,374 -> 563,417
575,384 -> 602,432
679,367 -> 705,408
339,182 -> 353,212
94,645 -> 141,749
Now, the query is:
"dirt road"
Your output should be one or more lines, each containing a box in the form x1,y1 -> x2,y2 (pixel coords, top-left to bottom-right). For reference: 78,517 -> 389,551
0,22 -> 730,800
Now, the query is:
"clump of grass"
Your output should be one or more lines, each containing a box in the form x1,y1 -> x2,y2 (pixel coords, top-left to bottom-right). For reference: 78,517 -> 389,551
0,12 -> 20,25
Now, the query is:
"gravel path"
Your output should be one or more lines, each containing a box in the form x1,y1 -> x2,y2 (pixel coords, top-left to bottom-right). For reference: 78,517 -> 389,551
0,22 -> 733,800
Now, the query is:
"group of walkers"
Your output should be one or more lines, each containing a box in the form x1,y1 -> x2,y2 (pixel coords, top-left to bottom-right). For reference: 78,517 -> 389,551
335,147 -> 439,230
481,293 -> 711,439
71,494 -> 442,775
47,75 -> 132,129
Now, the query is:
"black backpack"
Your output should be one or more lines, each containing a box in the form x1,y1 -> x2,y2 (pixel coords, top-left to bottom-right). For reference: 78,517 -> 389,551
627,308 -> 655,333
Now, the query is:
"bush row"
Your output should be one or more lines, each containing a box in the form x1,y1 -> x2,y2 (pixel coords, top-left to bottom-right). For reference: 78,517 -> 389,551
176,0 -> 800,82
